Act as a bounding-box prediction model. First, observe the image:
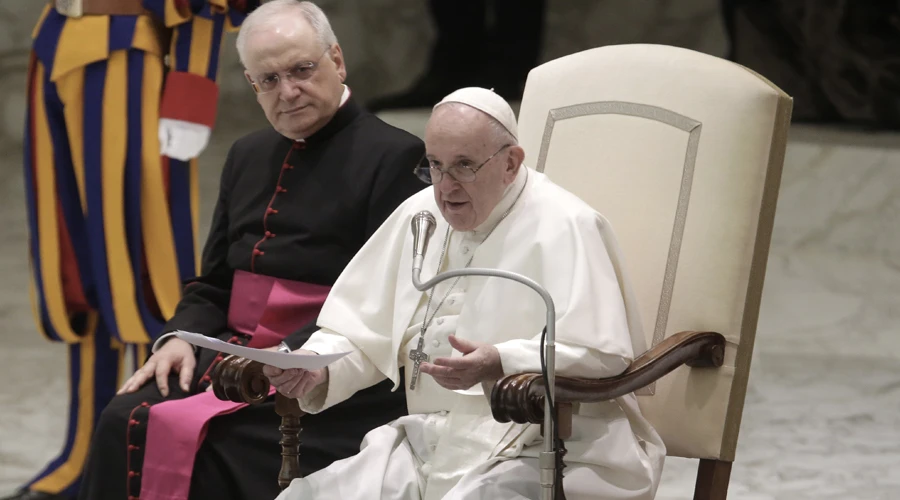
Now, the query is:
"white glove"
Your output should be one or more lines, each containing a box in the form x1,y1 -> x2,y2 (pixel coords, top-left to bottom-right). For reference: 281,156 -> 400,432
158,118 -> 212,161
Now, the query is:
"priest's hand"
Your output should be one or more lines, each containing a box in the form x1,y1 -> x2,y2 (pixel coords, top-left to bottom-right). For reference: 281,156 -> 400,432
263,349 -> 328,399
118,338 -> 196,397
420,335 -> 504,391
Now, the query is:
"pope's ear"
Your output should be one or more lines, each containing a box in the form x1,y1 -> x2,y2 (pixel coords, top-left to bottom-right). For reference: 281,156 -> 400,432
507,145 -> 525,172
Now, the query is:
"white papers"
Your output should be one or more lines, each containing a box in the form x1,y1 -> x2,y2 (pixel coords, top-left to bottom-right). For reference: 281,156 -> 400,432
174,331 -> 350,371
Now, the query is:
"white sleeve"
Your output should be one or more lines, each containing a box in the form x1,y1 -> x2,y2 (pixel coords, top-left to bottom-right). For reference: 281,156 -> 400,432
494,210 -> 635,380
297,329 -> 388,413
496,336 -> 629,380
151,331 -> 198,353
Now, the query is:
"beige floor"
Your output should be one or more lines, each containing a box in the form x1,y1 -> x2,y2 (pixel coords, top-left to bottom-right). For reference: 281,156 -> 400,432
1,105 -> 898,499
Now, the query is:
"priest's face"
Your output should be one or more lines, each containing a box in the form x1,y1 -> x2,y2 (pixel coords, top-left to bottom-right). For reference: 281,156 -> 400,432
242,17 -> 347,140
425,106 -> 524,231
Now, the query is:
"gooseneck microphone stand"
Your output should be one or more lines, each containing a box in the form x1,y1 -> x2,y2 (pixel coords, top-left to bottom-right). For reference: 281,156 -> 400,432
410,211 -> 560,500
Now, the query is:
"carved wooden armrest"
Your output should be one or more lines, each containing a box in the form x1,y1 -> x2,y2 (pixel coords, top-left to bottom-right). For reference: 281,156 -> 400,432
490,330 -> 726,432
211,355 -> 306,490
211,355 -> 270,404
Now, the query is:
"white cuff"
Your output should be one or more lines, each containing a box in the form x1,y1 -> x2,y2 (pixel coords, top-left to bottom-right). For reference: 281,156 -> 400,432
296,330 -> 385,413
151,331 -> 198,354
296,374 -> 329,414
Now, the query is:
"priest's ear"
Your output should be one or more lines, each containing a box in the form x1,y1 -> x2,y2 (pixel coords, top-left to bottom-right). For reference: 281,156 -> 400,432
326,43 -> 347,83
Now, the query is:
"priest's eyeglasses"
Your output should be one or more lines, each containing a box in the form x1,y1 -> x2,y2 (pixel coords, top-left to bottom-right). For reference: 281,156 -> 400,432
248,47 -> 331,94
414,144 -> 511,184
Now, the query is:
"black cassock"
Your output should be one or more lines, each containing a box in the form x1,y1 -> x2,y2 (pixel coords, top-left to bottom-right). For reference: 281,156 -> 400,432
78,97 -> 425,500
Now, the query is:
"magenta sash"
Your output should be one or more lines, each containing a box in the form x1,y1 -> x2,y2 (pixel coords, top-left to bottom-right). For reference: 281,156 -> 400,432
140,270 -> 331,500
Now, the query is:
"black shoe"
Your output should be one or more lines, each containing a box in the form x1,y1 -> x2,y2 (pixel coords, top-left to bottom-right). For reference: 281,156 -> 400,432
0,491 -> 72,500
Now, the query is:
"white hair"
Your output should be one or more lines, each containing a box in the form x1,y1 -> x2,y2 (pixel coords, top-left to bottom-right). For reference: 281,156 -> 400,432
236,0 -> 338,67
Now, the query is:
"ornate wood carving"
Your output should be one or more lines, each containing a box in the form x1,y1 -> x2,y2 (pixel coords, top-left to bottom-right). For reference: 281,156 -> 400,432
211,355 -> 305,491
276,394 -> 306,490
491,331 -> 726,426
211,355 -> 270,404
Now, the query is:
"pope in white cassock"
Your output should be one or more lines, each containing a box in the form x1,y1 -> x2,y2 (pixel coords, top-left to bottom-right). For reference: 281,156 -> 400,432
263,87 -> 666,500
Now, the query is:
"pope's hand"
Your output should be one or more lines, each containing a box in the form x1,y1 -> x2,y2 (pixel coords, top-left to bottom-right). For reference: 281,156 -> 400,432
420,335 -> 504,391
262,349 -> 327,399
118,338 -> 196,397
158,118 -> 211,161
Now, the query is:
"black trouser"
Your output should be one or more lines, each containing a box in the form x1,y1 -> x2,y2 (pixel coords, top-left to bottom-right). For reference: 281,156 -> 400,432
78,334 -> 408,500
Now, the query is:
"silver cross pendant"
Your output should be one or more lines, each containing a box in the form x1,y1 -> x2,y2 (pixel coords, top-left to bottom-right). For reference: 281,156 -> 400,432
408,335 -> 429,390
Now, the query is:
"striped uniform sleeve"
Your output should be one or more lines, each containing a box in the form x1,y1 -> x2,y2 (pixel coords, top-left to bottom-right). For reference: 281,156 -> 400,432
145,0 -> 259,128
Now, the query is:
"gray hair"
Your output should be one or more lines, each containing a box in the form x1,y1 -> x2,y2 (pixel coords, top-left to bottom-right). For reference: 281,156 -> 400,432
236,0 -> 339,67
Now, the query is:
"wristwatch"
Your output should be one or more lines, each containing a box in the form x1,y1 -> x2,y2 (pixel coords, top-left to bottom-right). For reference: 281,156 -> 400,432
277,342 -> 291,354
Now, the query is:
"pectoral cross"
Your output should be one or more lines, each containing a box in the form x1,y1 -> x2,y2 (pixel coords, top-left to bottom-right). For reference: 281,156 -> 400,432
408,335 -> 430,390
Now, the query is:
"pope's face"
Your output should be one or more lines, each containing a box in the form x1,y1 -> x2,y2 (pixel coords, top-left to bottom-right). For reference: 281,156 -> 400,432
424,106 -> 521,232
243,17 -> 346,140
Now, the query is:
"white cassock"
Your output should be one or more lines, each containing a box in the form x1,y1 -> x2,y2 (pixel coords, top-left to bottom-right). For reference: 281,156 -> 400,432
276,166 -> 666,500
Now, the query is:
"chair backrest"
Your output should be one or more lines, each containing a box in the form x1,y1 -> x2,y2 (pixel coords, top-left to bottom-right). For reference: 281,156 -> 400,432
517,44 -> 792,462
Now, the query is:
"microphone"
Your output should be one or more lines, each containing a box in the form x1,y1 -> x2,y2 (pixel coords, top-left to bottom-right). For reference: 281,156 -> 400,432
408,210 -> 561,500
410,210 -> 436,281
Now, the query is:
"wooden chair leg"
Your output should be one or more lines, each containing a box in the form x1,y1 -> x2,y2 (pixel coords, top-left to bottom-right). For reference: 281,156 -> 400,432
693,459 -> 732,500
275,393 -> 306,490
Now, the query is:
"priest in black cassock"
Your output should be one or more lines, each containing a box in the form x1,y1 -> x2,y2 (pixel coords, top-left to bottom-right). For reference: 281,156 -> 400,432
75,2 -> 426,500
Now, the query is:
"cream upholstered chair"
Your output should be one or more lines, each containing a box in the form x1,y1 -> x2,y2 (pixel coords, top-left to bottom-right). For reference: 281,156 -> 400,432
490,44 -> 792,499
212,43 -> 792,496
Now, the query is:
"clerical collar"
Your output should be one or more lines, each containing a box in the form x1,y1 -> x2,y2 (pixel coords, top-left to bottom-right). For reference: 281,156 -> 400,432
290,85 -> 358,147
338,84 -> 350,106
471,165 -> 529,236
